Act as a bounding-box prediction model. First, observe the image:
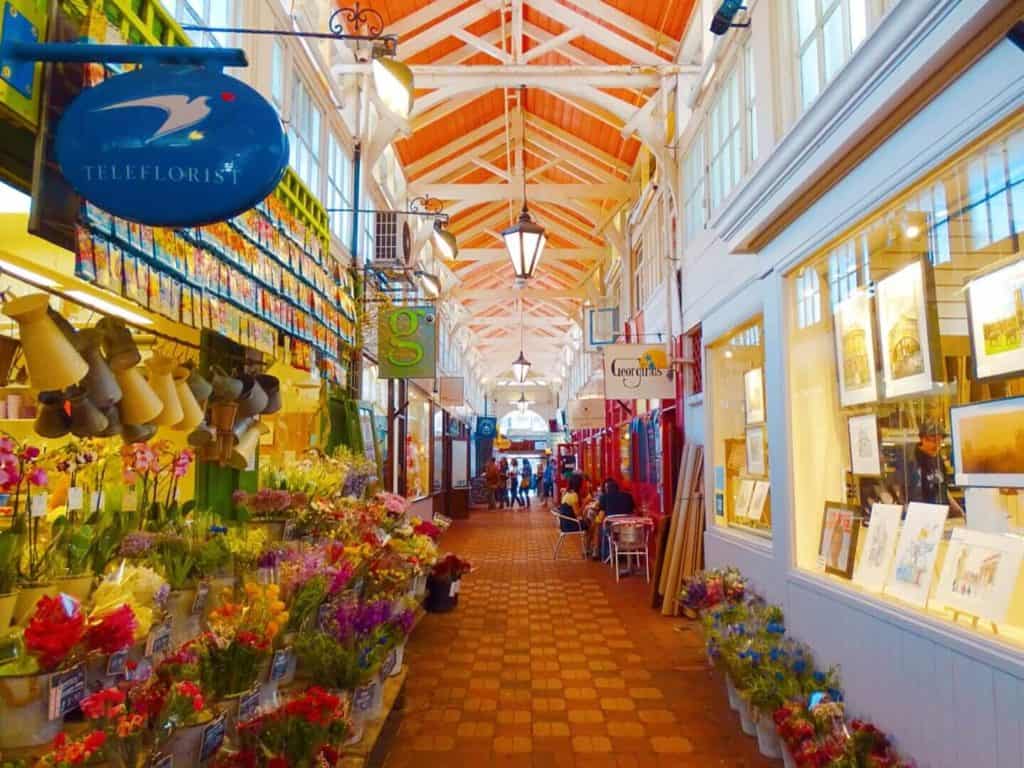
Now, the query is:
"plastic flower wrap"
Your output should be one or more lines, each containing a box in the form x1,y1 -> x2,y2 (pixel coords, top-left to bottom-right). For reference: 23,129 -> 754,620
92,563 -> 169,641
7,594 -> 88,673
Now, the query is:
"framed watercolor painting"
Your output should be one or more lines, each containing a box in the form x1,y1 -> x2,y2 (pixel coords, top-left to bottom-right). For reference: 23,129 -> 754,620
933,528 -> 1024,624
965,258 -> 1024,382
745,426 -> 767,476
748,481 -> 770,523
875,259 -> 939,399
950,396 -> 1024,488
734,478 -> 755,520
884,501 -> 948,607
853,503 -> 903,592
847,413 -> 882,476
744,367 -> 765,425
818,502 -> 861,579
832,289 -> 879,407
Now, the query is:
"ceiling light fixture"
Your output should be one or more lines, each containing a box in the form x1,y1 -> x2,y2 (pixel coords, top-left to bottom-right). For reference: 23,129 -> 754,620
409,196 -> 458,260
511,299 -> 532,384
414,270 -> 442,299
502,86 -> 547,280
64,290 -> 154,326
516,391 -> 530,413
0,259 -> 60,289
372,53 -> 414,120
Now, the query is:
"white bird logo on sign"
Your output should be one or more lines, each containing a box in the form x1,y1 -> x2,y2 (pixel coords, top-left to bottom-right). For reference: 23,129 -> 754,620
96,94 -> 213,142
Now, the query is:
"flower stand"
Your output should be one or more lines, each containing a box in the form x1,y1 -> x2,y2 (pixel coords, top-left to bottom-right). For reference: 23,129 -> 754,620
737,697 -> 756,737
754,712 -> 783,758
0,670 -> 63,749
725,673 -> 740,711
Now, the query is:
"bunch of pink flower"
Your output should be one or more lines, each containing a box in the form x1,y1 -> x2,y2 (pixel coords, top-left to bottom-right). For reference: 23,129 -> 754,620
0,437 -> 47,491
121,443 -> 158,484
377,492 -> 410,517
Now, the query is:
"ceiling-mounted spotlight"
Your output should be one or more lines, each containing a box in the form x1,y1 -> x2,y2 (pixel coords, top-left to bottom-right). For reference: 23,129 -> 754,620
414,270 -> 442,299
433,220 -> 459,260
409,196 -> 458,260
372,52 -> 414,120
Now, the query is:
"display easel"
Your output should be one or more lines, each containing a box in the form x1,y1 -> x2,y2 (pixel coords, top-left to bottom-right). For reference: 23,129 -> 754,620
948,607 -> 999,635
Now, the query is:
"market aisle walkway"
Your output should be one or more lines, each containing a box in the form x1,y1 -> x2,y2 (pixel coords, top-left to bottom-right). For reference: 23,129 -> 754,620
382,503 -> 775,768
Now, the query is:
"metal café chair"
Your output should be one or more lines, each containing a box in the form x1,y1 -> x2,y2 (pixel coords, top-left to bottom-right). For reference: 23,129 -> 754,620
550,505 -> 587,560
608,517 -> 654,582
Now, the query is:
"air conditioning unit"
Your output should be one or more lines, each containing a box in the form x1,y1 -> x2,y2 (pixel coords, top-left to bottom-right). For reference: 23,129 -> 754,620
371,213 -> 414,270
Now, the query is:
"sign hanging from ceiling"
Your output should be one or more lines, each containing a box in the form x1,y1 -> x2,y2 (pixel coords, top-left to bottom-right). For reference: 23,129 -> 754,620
379,305 -> 436,379
55,65 -> 289,227
567,399 -> 605,429
601,343 -> 675,400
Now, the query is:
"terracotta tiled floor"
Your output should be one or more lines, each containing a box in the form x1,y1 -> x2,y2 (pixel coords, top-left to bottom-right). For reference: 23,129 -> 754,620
382,503 -> 776,768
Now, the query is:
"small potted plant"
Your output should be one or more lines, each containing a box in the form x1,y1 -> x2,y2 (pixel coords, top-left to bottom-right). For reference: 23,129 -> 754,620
425,554 -> 471,613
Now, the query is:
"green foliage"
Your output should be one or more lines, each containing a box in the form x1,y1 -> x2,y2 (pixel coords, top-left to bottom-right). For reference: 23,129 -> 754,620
287,577 -> 327,633
293,631 -> 371,690
0,529 -> 21,594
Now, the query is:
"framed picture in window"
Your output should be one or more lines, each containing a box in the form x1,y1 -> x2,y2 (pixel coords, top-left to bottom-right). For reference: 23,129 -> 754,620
818,502 -> 861,579
743,367 -> 765,425
950,396 -> 1024,488
876,259 -> 940,399
832,289 -> 879,407
885,501 -> 948,607
965,258 -> 1024,382
748,480 -> 770,523
847,413 -> 882,476
745,426 -> 766,476
933,528 -> 1024,624
734,478 -> 755,519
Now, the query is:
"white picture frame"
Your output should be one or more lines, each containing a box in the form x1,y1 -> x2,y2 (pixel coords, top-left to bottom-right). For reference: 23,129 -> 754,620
950,396 -> 1024,489
965,258 -> 1024,381
847,413 -> 882,476
853,503 -> 903,592
884,501 -> 949,607
832,289 -> 879,407
748,481 -> 770,523
744,367 -> 765,425
876,260 -> 936,399
933,528 -> 1024,624
734,478 -> 755,520
745,426 -> 766,476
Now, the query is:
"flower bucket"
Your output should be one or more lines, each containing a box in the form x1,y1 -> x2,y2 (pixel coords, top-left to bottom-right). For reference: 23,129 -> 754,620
352,678 -> 382,723
424,576 -> 457,613
0,591 -> 16,631
160,717 -> 216,767
782,740 -> 798,768
737,697 -> 756,737
755,712 -> 782,758
249,519 -> 287,543
13,582 -> 57,626
55,573 -> 94,604
215,687 -> 261,741
205,576 -> 238,612
389,641 -> 406,678
725,673 -> 740,711
339,690 -> 364,746
165,588 -> 200,648
0,670 -> 63,749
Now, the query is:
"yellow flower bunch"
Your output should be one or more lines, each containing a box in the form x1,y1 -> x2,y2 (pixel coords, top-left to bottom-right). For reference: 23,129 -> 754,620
91,564 -> 169,641
207,582 -> 289,649
390,535 -> 439,570
224,527 -> 269,566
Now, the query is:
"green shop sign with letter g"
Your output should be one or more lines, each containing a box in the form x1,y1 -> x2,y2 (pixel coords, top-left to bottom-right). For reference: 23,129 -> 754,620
379,306 -> 436,379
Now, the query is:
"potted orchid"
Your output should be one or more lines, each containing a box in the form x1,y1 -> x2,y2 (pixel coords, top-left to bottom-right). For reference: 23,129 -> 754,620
122,441 -> 196,532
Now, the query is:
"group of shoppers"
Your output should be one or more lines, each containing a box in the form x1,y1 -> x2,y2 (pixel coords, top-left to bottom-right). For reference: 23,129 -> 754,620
484,455 -> 559,508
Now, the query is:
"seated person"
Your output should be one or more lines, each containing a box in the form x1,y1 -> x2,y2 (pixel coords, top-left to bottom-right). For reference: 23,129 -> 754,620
557,472 -> 587,533
589,479 -> 635,558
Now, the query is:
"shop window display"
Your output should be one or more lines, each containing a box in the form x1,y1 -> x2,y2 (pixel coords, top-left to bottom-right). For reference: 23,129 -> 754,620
786,116 -> 1024,648
708,318 -> 772,537
405,388 -> 431,500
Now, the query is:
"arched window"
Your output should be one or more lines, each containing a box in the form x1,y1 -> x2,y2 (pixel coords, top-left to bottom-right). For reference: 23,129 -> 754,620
499,410 -> 549,434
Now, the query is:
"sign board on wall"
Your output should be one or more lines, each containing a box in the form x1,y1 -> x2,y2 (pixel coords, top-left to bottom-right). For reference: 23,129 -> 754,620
601,343 -> 675,399
439,377 -> 464,408
55,66 -> 289,227
0,0 -> 47,129
567,399 -> 605,429
379,306 -> 436,379
586,307 -> 620,350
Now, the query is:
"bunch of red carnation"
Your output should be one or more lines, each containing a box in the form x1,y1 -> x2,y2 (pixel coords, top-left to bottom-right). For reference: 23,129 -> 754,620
432,553 -> 472,580
84,604 -> 138,656
24,595 -> 86,671
413,520 -> 442,540
39,730 -> 107,767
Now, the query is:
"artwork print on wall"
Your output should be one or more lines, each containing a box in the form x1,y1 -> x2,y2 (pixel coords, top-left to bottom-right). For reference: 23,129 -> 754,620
853,503 -> 903,592
965,258 -> 1024,381
745,426 -> 767,476
848,413 -> 882,476
744,368 -> 765,425
818,502 -> 860,579
933,528 -> 1024,624
950,396 -> 1024,488
884,501 -> 948,607
832,290 -> 879,407
876,260 -> 936,398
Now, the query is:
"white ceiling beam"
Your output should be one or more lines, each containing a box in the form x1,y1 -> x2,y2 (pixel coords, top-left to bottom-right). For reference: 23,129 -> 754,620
404,66 -> 666,90
408,182 -> 638,202
526,139 -> 607,184
405,116 -> 507,178
411,90 -> 492,132
522,29 -> 581,63
451,28 -> 513,64
522,21 -> 603,66
415,132 -> 509,184
584,0 -> 678,57
621,80 -> 664,137
388,0 -> 468,38
433,27 -> 507,65
455,248 -> 606,263
525,113 -> 631,174
525,157 -> 562,181
397,0 -> 500,60
527,0 -> 668,65
511,0 -> 523,63
468,316 -> 574,329
452,286 -> 587,302
410,86 -> 469,118
470,157 -> 511,181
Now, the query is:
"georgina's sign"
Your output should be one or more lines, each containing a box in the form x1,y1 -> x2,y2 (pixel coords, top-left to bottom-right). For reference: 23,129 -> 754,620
55,66 -> 289,227
602,343 -> 675,399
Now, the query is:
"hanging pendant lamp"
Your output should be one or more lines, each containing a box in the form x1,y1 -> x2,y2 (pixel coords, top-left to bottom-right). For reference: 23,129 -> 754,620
511,300 -> 531,384
503,87 -> 547,280
516,392 -> 529,413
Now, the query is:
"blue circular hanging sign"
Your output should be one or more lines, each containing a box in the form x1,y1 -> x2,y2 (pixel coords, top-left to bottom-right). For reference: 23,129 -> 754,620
55,65 -> 289,227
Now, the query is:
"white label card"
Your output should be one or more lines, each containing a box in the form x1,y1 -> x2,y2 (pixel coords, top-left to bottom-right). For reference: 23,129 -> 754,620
30,493 -> 48,518
67,487 -> 84,512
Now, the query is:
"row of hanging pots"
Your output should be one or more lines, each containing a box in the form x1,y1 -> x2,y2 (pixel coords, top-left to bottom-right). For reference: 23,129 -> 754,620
187,368 -> 280,471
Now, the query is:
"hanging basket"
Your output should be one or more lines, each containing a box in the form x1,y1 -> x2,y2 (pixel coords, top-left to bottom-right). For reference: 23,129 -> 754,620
0,670 -> 63,750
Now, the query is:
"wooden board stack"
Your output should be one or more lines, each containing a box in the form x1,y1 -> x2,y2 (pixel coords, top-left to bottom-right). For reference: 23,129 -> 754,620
658,444 -> 705,616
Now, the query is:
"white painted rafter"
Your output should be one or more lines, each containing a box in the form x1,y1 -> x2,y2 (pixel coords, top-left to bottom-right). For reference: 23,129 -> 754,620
408,182 -> 637,202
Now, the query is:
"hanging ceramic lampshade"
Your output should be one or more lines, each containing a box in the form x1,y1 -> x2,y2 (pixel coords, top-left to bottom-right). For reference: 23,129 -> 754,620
146,355 -> 183,427
76,329 -> 122,409
122,422 -> 157,443
229,420 -> 269,471
173,366 -> 204,432
67,386 -> 109,438
98,404 -> 122,437
34,390 -> 70,438
2,294 -> 88,391
186,366 -> 213,407
115,365 -> 163,426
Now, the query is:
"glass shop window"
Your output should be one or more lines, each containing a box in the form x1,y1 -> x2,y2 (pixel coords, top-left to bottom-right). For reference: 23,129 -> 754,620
785,114 -> 1024,651
708,318 -> 771,537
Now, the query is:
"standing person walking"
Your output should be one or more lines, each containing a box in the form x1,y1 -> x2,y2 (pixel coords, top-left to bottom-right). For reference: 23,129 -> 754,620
521,458 -> 533,506
498,458 -> 509,508
509,459 -> 523,508
485,457 -> 501,509
542,458 -> 555,501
